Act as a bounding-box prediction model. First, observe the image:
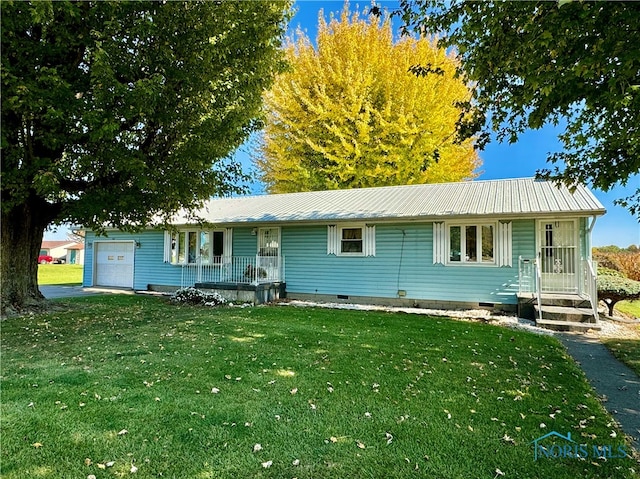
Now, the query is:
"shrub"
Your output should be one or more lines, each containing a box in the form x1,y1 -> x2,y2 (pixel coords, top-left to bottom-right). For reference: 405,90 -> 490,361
597,267 -> 624,277
170,287 -> 227,306
597,275 -> 640,317
592,249 -> 640,281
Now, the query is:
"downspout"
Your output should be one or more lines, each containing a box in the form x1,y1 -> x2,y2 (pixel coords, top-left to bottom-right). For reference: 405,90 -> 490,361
585,216 -> 599,321
586,216 -> 597,262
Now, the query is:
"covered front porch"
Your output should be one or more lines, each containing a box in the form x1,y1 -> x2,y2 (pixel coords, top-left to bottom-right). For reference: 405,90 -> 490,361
180,255 -> 285,287
180,255 -> 286,304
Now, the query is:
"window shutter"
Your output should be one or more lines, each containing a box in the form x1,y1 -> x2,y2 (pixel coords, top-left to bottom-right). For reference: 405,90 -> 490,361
224,228 -> 233,258
433,222 -> 446,265
498,221 -> 512,267
327,225 -> 338,255
163,231 -> 172,263
364,225 -> 376,257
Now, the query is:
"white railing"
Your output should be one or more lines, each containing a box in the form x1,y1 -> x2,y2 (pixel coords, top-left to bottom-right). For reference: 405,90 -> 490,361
582,259 -> 599,321
518,256 -> 543,321
180,255 -> 285,288
535,257 -> 543,321
518,256 -> 537,294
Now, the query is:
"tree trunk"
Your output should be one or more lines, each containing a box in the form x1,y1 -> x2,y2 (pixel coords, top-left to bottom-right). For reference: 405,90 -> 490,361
1,195 -> 56,314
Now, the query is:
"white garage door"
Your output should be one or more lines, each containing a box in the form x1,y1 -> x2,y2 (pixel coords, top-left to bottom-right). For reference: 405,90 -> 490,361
95,242 -> 134,288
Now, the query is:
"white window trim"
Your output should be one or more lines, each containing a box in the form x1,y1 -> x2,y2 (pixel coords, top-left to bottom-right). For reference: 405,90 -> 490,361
164,228 -> 232,265
446,221 -> 498,266
327,224 -> 375,257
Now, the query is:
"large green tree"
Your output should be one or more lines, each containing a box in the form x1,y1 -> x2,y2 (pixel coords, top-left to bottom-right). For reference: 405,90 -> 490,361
393,0 -> 640,215
1,0 -> 290,311
256,6 -> 480,193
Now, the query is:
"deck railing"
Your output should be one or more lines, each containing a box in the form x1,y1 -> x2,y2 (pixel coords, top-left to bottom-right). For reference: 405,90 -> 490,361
181,255 -> 285,288
518,256 -> 537,294
518,256 -> 543,321
519,256 -> 599,321
581,259 -> 599,321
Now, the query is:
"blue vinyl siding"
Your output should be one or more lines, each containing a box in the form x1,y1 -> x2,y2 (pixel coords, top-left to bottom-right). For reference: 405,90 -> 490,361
84,228 -> 260,290
282,220 -> 536,305
83,218 -> 581,306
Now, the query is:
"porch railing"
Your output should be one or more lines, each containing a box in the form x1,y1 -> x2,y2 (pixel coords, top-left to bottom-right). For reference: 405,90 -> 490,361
518,256 -> 599,321
180,255 -> 285,288
518,256 -> 543,321
581,259 -> 599,321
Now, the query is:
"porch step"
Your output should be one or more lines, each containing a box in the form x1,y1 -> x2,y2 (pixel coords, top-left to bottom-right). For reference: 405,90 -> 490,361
539,294 -> 591,308
535,318 -> 602,332
535,305 -> 596,322
534,303 -> 599,332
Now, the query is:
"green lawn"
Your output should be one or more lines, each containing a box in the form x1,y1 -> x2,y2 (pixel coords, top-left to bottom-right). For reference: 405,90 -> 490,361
1,296 -> 637,478
616,300 -> 640,319
37,264 -> 83,286
602,331 -> 640,377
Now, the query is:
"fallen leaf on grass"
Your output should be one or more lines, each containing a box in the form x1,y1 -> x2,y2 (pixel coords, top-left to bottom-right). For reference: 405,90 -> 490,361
130,464 -> 138,473
32,442 -> 43,448
329,436 -> 338,443
356,440 -> 366,449
502,434 -> 515,445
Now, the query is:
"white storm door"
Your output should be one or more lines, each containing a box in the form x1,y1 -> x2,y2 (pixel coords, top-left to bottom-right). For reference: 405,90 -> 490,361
257,227 -> 280,281
538,220 -> 578,293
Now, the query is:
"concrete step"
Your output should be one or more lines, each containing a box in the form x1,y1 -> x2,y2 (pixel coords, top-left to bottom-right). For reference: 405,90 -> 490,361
536,318 -> 602,332
539,294 -> 591,308
535,305 -> 597,323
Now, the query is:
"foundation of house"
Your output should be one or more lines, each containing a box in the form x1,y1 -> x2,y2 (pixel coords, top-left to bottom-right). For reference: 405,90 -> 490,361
194,282 -> 286,305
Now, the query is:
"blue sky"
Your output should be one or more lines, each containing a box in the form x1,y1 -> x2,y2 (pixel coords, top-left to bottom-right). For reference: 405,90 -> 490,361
276,0 -> 639,247
46,0 -> 639,247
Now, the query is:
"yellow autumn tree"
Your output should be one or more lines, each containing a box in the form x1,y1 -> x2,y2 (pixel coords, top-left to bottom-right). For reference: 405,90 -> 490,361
256,5 -> 481,193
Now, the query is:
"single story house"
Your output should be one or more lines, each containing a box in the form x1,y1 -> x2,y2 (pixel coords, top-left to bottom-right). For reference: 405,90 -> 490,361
82,178 -> 605,328
41,240 -> 85,265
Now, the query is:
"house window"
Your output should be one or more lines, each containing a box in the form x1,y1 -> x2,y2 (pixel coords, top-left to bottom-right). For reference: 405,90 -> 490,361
168,229 -> 228,265
341,227 -> 363,254
448,223 -> 495,264
327,224 -> 375,256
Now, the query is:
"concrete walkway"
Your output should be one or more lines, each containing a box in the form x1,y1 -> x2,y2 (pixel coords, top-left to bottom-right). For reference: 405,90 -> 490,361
40,285 -> 135,299
558,333 -> 640,452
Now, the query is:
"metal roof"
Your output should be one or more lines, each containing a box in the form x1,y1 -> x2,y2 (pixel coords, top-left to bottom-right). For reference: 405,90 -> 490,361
174,178 -> 605,226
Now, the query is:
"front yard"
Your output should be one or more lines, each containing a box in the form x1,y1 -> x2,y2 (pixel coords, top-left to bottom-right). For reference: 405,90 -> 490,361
1,295 -> 637,478
37,263 -> 83,286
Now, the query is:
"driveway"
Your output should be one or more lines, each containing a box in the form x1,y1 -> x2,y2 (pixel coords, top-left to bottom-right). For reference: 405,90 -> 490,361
41,286 -> 135,299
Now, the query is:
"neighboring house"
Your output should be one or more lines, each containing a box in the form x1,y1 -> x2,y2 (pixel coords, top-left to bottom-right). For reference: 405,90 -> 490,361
41,241 -> 85,265
82,178 -> 605,329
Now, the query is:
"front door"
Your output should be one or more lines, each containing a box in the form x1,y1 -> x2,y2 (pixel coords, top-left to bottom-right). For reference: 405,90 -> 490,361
257,227 -> 281,281
538,220 -> 578,293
